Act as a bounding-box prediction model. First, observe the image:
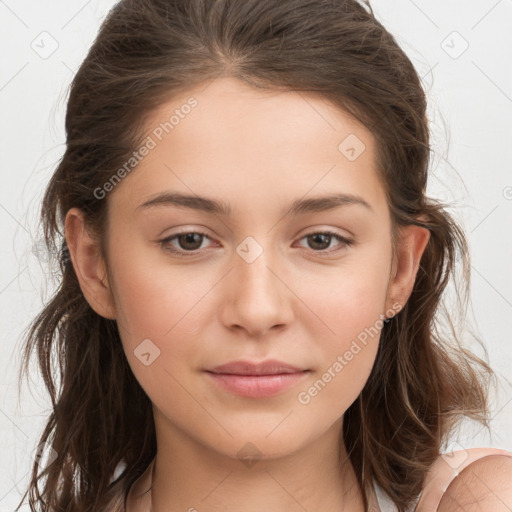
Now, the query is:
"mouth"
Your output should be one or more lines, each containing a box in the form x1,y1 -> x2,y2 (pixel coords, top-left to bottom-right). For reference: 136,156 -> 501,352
207,359 -> 307,376
204,359 -> 310,398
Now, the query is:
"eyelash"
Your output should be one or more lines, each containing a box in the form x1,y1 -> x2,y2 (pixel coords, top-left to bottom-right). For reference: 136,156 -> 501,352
158,230 -> 354,258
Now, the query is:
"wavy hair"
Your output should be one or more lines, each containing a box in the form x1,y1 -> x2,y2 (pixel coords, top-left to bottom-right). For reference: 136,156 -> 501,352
17,0 -> 493,511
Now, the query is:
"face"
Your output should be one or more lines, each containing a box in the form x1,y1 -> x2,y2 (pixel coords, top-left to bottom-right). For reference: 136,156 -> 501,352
67,77 -> 428,463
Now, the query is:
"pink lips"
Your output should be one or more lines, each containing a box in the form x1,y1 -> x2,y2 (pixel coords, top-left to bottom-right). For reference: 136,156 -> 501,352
205,359 -> 309,398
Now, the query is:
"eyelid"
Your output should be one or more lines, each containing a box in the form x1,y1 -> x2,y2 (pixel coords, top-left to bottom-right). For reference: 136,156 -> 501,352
293,230 -> 354,256
158,228 -> 215,257
158,228 -> 354,257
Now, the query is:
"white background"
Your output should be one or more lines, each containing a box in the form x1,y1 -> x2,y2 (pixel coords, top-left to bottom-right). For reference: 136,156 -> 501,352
1,1 -> 511,510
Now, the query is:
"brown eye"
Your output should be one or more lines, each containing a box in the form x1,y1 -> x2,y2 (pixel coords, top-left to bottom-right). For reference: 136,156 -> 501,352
306,233 -> 333,251
297,231 -> 353,253
175,232 -> 204,251
159,231 -> 213,256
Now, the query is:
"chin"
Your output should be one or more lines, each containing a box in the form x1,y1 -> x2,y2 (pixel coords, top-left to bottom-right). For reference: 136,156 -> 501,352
199,423 -> 315,464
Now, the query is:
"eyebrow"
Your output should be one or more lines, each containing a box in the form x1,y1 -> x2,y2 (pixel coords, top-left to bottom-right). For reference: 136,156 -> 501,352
136,192 -> 373,216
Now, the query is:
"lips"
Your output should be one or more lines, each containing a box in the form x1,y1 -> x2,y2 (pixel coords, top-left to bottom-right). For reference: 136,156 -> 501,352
207,359 -> 306,376
204,359 -> 309,398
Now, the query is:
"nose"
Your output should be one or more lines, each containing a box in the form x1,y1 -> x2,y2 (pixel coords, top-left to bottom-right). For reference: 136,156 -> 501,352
219,238 -> 294,338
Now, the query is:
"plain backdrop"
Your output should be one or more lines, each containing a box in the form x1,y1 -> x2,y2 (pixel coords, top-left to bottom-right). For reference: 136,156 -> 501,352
1,1 -> 511,510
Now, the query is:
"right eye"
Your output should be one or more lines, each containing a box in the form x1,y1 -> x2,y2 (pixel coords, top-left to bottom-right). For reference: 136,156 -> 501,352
159,230 -> 215,257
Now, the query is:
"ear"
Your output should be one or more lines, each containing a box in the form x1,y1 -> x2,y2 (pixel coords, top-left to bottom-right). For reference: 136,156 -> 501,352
64,207 -> 117,320
385,221 -> 430,315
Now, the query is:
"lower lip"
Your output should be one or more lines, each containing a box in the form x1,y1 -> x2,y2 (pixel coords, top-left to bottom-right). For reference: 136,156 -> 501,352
205,371 -> 309,398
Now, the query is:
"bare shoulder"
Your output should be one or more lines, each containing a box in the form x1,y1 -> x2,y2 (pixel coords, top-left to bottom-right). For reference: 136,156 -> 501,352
437,454 -> 512,511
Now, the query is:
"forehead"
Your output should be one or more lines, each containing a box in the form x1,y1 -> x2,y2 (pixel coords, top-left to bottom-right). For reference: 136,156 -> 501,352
108,77 -> 388,218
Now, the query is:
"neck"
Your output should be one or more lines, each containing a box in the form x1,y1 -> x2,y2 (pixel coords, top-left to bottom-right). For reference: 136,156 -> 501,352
128,418 -> 372,512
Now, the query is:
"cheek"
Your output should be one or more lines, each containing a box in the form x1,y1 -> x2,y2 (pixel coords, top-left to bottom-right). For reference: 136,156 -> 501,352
294,252 -> 391,343
292,270 -> 388,424
107,247 -> 216,375
294,339 -> 378,437
290,251 -> 391,394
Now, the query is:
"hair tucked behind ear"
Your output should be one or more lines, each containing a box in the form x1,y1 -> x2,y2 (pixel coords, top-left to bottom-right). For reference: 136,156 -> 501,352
17,1 -> 493,511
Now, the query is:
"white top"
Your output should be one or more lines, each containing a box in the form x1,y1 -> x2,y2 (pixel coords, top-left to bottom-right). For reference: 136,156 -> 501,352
372,480 -> 417,511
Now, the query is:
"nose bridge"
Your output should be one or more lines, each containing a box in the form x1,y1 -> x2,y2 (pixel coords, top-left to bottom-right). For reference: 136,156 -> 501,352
234,234 -> 280,299
223,234 -> 292,334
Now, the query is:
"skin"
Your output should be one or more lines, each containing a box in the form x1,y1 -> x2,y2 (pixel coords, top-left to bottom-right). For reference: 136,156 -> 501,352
419,450 -> 512,512
438,455 -> 512,511
65,77 -> 431,511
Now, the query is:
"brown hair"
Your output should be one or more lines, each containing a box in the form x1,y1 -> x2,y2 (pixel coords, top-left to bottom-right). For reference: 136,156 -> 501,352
17,0 -> 494,511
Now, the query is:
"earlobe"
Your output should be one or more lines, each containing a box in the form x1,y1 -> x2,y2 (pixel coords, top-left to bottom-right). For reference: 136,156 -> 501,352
64,208 -> 117,320
385,223 -> 431,312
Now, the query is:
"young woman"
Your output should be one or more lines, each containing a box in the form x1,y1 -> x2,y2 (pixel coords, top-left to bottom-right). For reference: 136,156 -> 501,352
17,1 -> 512,511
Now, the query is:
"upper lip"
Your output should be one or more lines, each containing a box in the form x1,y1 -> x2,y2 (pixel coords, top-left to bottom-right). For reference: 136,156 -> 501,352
207,359 -> 307,375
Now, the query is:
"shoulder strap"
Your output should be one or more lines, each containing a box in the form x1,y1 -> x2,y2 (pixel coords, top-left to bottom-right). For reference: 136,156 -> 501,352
414,447 -> 512,511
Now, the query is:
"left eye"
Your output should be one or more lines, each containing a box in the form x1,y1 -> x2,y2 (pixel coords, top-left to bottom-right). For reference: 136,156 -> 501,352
295,231 -> 353,253
159,230 -> 353,257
